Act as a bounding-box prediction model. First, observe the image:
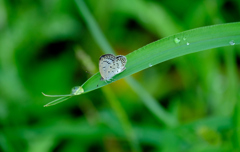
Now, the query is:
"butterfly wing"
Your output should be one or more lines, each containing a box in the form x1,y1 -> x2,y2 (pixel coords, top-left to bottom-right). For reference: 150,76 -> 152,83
99,54 -> 116,81
99,54 -> 127,81
113,55 -> 127,74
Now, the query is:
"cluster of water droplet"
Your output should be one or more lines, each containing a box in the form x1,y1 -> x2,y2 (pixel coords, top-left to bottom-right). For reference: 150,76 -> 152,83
175,37 -> 237,46
174,37 -> 190,45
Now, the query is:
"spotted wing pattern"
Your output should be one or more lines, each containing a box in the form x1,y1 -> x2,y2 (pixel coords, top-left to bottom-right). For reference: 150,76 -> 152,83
99,54 -> 127,81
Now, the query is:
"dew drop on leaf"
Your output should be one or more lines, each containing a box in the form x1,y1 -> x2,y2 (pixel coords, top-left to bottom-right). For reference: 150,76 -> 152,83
72,86 -> 84,95
229,40 -> 235,45
174,38 -> 181,44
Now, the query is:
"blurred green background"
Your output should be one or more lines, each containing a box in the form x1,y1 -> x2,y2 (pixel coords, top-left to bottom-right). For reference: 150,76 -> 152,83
0,0 -> 240,151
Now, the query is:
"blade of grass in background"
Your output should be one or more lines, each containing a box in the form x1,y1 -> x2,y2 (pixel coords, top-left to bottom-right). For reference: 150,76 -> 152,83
102,86 -> 141,152
73,0 -> 113,55
113,0 -> 183,36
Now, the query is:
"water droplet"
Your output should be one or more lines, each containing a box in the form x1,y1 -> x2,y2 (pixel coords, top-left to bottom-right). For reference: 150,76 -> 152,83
72,86 -> 84,95
229,40 -> 235,45
186,42 -> 190,45
174,38 -> 181,44
149,63 -> 152,67
183,37 -> 186,41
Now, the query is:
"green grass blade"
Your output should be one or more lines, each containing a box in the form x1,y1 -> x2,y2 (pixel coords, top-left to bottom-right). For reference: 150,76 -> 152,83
82,22 -> 240,92
74,0 -> 114,54
125,77 -> 177,126
44,96 -> 72,107
102,86 -> 141,152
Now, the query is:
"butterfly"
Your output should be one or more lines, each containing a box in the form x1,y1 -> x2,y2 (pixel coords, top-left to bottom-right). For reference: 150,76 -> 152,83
99,54 -> 127,83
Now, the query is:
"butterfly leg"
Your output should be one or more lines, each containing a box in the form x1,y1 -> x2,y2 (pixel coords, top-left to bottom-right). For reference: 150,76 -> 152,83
105,80 -> 109,84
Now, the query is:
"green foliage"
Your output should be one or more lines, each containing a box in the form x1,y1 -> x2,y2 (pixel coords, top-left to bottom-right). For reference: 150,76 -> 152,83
0,0 -> 240,151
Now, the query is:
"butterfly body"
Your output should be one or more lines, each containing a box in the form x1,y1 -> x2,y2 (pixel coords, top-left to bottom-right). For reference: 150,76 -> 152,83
99,54 -> 127,82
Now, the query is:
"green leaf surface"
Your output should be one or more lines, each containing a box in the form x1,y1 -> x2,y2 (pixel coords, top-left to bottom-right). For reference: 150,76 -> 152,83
82,22 -> 240,92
